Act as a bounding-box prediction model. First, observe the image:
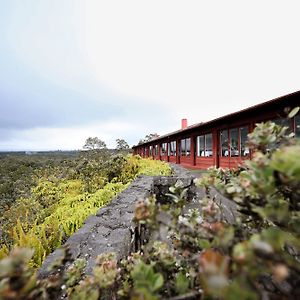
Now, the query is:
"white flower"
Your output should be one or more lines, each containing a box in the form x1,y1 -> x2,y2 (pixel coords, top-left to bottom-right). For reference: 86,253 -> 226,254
178,216 -> 190,227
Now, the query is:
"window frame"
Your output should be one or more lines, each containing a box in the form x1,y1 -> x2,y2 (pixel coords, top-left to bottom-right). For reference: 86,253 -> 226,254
220,130 -> 229,157
160,143 -> 167,156
229,128 -> 239,157
180,138 -> 191,157
220,126 -> 249,158
240,126 -> 249,157
149,145 -> 153,156
196,133 -> 213,157
168,141 -> 177,156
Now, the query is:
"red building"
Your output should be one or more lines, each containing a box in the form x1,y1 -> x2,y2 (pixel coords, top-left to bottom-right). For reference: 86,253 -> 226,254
133,91 -> 300,170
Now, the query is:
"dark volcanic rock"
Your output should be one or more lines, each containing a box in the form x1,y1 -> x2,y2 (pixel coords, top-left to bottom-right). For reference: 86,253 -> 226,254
38,164 -> 237,278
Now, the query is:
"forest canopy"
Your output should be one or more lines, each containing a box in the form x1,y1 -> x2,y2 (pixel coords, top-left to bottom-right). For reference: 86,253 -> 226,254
0,147 -> 172,267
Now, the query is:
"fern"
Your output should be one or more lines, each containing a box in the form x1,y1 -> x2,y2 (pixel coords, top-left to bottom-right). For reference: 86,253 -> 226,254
1,156 -> 172,266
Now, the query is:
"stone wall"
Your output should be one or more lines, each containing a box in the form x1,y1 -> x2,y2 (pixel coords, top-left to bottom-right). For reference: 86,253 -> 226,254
39,175 -> 153,277
38,164 -> 238,278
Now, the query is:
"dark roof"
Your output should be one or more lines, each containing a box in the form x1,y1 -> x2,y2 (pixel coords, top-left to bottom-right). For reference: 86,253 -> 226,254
133,90 -> 300,148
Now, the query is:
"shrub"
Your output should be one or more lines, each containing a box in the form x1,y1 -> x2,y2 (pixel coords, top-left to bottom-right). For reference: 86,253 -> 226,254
0,155 -> 172,267
0,118 -> 300,298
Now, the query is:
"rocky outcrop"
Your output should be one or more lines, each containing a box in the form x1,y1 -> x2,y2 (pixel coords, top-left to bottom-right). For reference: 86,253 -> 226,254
38,164 -> 238,278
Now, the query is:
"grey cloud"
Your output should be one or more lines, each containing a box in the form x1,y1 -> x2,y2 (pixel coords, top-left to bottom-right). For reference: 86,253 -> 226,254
0,83 -> 124,130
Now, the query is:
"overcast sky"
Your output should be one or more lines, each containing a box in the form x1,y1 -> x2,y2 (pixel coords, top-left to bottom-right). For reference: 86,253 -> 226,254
0,1 -> 299,151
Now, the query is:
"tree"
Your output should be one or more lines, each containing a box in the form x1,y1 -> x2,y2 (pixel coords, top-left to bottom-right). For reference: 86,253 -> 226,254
83,137 -> 107,151
138,133 -> 160,145
115,139 -> 129,150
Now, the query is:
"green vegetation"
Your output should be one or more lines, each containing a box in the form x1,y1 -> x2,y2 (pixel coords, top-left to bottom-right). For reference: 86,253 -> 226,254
138,133 -> 160,145
0,152 -> 171,266
116,138 -> 130,151
83,137 -> 107,151
1,116 -> 300,299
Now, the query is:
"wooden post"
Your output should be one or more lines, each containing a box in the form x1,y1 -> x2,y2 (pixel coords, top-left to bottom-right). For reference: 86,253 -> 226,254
213,129 -> 218,168
191,135 -> 196,166
176,139 -> 180,164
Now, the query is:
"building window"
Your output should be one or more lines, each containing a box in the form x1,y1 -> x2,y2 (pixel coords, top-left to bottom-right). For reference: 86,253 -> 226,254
220,130 -> 229,157
240,127 -> 249,156
197,135 -> 205,156
149,145 -> 153,156
181,138 -> 191,156
160,143 -> 167,156
197,133 -> 213,157
295,115 -> 300,138
168,141 -> 176,156
186,138 -> 191,156
230,128 -> 239,157
181,139 -> 185,156
205,133 -> 212,157
154,145 -> 158,156
220,127 -> 249,157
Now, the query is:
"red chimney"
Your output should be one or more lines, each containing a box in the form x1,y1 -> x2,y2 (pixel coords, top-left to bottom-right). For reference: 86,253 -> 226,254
181,118 -> 188,129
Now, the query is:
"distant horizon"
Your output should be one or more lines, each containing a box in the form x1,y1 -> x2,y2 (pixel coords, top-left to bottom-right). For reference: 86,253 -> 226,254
0,149 -> 80,152
0,148 -> 120,152
1,88 -> 299,152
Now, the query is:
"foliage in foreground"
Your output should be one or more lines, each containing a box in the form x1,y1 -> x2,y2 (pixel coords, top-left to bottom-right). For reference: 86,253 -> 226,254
1,115 -> 300,299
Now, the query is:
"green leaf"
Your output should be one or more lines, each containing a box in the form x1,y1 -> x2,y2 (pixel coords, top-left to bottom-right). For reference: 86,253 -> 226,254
226,279 -> 259,300
260,227 -> 286,251
152,273 -> 164,291
226,186 -> 235,194
169,186 -> 176,194
198,239 -> 211,249
288,106 -> 300,118
131,261 -> 164,294
175,272 -> 189,294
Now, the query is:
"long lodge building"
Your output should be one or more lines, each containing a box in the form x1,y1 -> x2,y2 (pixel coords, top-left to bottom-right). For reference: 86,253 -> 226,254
133,91 -> 300,170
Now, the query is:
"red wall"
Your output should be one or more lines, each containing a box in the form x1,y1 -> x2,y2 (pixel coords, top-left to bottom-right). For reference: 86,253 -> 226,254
169,156 -> 176,163
195,157 -> 214,169
132,91 -> 300,170
219,156 -> 248,169
179,156 -> 192,167
161,155 -> 168,162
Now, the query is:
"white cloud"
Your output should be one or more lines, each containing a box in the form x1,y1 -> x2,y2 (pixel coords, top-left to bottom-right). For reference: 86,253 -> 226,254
0,120 -> 157,151
84,0 -> 300,124
1,0 -> 300,150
